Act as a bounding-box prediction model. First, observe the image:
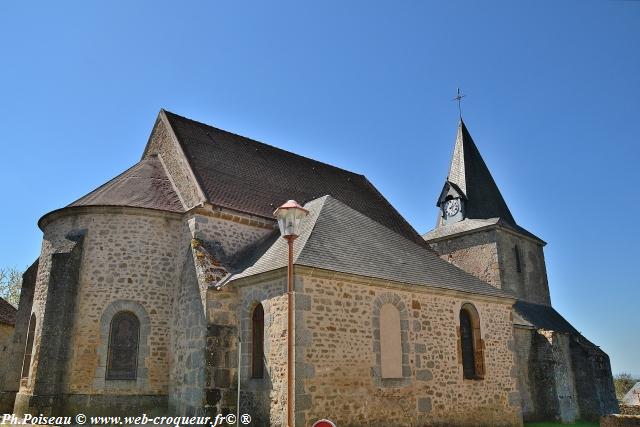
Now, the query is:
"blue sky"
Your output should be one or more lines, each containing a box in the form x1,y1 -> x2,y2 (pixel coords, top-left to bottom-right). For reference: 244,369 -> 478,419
0,1 -> 638,376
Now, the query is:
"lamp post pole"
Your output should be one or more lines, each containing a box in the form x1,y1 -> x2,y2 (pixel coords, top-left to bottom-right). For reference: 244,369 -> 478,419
273,200 -> 308,427
286,235 -> 295,427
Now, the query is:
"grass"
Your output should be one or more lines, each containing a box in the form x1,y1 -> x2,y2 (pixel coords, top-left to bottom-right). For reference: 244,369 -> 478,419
525,422 -> 599,427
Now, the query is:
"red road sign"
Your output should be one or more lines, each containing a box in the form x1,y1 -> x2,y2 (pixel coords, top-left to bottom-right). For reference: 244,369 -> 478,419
312,420 -> 336,427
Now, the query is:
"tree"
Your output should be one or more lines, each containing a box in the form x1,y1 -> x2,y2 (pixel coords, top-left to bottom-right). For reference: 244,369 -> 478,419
0,267 -> 22,308
614,372 -> 638,401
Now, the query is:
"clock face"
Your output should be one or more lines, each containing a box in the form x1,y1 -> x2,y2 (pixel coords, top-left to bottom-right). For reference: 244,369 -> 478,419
444,199 -> 461,217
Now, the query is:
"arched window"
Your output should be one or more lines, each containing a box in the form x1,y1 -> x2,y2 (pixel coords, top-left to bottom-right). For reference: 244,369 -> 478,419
251,304 -> 264,379
459,304 -> 485,380
21,313 -> 36,379
380,304 -> 402,378
106,311 -> 140,380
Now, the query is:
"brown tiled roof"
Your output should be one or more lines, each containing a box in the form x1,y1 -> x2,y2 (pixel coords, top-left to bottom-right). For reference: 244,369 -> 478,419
68,154 -> 184,213
0,297 -> 17,326
162,110 -> 426,246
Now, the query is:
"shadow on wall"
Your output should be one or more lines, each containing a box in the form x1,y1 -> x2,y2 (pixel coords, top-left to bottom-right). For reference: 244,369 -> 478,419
169,245 -> 207,416
239,373 -> 274,427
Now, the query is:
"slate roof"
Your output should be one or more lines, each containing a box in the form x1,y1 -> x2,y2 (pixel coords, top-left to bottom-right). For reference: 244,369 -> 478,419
229,195 -> 514,300
161,110 -> 426,246
512,300 -> 579,334
426,120 -> 543,243
0,297 -> 17,326
68,154 -> 184,213
423,217 -> 544,243
443,120 -> 515,224
424,218 -> 502,241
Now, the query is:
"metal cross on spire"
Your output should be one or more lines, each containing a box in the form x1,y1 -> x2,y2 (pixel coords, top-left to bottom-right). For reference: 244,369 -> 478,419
453,88 -> 466,119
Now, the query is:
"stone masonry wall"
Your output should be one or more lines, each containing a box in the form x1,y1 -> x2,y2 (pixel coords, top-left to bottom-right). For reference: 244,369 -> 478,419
0,323 -> 15,407
15,224 -> 86,416
235,276 -> 289,427
0,323 -> 14,412
32,230 -> 85,414
601,414 -> 640,427
429,229 -> 502,289
428,228 -> 551,306
495,230 -> 550,306
516,327 -> 580,423
513,327 -> 536,420
293,271 -> 522,427
65,210 -> 182,398
0,324 -> 13,353
143,114 -> 202,209
176,208 -> 274,419
0,260 -> 37,413
19,208 -> 183,416
186,208 -> 275,261
514,326 -> 618,423
570,336 -> 619,419
204,285 -> 238,418
168,233 -> 207,416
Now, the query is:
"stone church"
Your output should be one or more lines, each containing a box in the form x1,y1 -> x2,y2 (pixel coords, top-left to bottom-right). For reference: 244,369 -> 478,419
0,109 -> 617,426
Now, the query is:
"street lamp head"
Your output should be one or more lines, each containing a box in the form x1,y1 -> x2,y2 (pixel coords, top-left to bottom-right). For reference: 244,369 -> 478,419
273,200 -> 309,239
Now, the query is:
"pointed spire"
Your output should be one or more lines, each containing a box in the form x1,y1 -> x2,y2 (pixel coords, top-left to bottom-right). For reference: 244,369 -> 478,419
443,119 -> 516,225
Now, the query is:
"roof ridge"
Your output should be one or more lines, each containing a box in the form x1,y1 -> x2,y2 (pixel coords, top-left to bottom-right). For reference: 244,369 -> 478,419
161,109 -> 427,245
294,195 -> 331,264
61,155 -> 184,215
162,109 -> 366,178
318,196 -> 460,259
306,196 -> 514,298
359,176 -> 430,249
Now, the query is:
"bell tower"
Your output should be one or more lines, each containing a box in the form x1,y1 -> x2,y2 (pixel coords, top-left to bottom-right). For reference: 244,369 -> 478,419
424,120 -> 551,306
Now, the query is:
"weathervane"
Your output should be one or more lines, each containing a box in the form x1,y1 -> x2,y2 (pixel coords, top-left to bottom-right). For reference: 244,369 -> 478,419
453,88 -> 466,119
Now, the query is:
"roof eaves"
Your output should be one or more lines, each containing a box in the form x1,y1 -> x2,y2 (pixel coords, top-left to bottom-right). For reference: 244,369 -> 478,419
38,204 -> 182,231
238,264 -> 516,302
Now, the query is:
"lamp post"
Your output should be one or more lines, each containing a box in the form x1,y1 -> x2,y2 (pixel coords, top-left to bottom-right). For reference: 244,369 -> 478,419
273,200 -> 309,427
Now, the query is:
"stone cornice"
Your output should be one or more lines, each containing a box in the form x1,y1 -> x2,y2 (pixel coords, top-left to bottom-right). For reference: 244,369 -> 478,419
186,203 -> 276,230
426,223 -> 545,247
38,205 -> 182,230
228,265 -> 516,305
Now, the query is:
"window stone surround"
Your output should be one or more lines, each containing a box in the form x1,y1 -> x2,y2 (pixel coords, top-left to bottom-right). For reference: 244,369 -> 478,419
371,292 -> 411,387
95,300 -> 151,391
